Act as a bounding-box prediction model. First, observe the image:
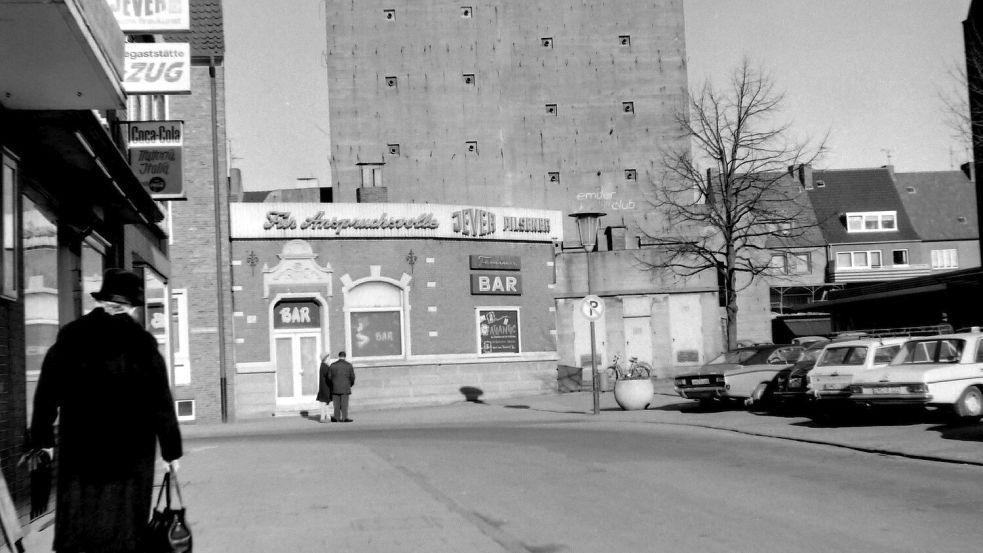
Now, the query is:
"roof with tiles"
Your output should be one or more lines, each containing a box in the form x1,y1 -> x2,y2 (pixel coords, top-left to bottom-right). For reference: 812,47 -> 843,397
161,0 -> 224,59
893,171 -> 979,241
806,167 -> 920,244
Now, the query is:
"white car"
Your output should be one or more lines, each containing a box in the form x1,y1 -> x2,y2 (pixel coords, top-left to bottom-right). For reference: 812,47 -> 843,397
849,332 -> 983,421
808,337 -> 907,403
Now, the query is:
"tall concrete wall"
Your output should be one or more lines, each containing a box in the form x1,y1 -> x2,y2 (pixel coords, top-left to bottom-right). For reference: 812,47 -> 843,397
325,0 -> 688,239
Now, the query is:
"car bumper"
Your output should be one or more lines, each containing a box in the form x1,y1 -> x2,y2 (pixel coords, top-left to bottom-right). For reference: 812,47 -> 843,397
675,386 -> 727,400
850,392 -> 932,405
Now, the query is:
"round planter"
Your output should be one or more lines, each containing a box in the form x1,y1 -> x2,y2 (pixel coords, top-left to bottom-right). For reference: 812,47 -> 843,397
613,378 -> 655,410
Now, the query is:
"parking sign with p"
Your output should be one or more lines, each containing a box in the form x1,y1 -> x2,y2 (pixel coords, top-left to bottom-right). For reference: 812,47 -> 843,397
580,295 -> 604,321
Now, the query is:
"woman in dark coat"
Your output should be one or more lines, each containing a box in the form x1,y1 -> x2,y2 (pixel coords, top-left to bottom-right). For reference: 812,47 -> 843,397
29,269 -> 183,553
316,354 -> 333,422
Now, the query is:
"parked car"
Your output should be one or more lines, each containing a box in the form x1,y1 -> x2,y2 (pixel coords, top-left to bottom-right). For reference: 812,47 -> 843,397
806,337 -> 907,417
723,345 -> 806,407
674,344 -> 782,406
849,331 -> 983,421
772,340 -> 829,405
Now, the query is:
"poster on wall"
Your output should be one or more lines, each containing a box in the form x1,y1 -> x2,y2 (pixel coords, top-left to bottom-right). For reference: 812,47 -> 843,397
350,311 -> 402,357
477,309 -> 520,355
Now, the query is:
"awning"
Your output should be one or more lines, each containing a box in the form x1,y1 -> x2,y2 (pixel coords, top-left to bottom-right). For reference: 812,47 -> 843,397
4,110 -> 163,228
778,318 -> 831,337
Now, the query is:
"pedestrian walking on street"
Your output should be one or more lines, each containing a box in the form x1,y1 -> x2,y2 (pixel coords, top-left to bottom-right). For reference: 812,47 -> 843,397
328,351 -> 356,422
27,268 -> 183,553
316,353 -> 333,422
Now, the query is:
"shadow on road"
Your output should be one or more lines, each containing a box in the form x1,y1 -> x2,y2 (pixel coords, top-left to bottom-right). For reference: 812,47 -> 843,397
927,421 -> 983,442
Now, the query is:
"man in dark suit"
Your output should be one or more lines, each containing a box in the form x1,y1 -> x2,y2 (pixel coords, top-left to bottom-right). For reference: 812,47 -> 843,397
327,351 -> 356,422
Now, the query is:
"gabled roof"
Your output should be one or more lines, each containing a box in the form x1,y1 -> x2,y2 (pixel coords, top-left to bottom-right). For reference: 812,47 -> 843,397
806,167 -> 920,244
161,0 -> 224,59
893,171 -> 979,240
763,173 -> 825,249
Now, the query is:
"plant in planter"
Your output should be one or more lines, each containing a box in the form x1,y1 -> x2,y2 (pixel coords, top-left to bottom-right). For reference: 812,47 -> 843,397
607,354 -> 655,410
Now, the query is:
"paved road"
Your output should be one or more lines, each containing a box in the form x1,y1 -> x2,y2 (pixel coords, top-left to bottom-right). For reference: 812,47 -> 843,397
22,388 -> 983,552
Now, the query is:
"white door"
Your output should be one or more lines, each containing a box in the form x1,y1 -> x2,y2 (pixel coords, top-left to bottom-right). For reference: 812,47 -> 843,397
624,317 -> 653,372
274,332 -> 321,405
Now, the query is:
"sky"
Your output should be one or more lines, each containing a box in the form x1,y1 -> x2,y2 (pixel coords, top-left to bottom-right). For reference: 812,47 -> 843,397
225,1 -> 974,191
685,0 -> 972,173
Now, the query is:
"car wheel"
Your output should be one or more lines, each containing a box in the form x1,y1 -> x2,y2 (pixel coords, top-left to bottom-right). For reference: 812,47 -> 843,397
746,383 -> 770,410
953,386 -> 983,421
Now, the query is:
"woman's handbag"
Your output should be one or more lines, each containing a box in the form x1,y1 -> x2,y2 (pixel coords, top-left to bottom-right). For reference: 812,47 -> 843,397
144,471 -> 192,553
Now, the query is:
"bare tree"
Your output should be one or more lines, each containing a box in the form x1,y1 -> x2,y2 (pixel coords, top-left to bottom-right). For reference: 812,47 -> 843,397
638,59 -> 826,350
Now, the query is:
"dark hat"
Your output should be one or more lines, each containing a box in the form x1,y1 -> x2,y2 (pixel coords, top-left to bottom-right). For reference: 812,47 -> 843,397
91,268 -> 144,306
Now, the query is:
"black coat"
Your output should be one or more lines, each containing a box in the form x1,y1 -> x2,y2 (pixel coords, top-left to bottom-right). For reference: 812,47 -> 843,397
316,359 -> 332,402
327,359 -> 355,394
31,308 -> 182,553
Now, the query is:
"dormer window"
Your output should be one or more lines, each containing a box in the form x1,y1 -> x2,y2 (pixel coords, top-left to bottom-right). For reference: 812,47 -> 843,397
846,211 -> 896,232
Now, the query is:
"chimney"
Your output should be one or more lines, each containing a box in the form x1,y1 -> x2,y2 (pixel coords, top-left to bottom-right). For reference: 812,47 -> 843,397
797,164 -> 814,190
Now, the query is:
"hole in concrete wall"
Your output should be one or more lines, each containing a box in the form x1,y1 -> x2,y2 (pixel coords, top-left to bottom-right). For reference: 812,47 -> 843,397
385,76 -> 397,87
541,37 -> 553,48
546,104 -> 557,115
548,171 -> 560,183
463,73 -> 475,85
384,9 -> 395,21
622,101 -> 634,114
625,169 -> 637,181
461,6 -> 472,18
388,144 -> 400,156
619,35 -> 631,46
466,141 -> 478,154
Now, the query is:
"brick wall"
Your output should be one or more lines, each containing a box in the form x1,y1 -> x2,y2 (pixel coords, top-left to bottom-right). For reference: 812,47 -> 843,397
166,63 -> 234,423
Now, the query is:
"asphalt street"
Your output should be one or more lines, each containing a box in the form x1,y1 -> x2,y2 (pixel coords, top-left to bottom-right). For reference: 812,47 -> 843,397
22,384 -> 983,552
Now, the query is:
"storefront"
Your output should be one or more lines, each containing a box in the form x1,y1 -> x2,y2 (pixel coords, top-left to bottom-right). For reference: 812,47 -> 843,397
0,108 -> 170,527
228,202 -> 563,416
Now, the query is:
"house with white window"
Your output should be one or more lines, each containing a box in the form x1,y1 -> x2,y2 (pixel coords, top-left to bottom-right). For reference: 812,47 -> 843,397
790,166 -> 981,331
894,170 -> 980,273
807,166 -> 932,284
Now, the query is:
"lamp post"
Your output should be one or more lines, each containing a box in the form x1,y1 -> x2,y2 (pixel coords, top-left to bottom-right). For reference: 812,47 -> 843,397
569,210 -> 606,415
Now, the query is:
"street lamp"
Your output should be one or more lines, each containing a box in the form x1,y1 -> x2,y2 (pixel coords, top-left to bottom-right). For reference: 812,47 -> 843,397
569,210 -> 606,415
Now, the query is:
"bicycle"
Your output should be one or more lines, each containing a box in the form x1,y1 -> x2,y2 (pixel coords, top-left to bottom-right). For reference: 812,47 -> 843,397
605,353 -> 653,381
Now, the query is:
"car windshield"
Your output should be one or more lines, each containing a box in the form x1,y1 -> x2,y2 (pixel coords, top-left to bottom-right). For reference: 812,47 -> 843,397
817,346 -> 867,366
895,339 -> 964,364
707,349 -> 760,364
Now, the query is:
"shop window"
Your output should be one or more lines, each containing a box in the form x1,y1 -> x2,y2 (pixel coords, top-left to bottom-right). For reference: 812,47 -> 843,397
81,235 -> 109,314
23,194 -> 59,423
346,280 -> 406,359
477,308 -> 521,355
171,288 -> 191,385
2,151 -> 18,299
